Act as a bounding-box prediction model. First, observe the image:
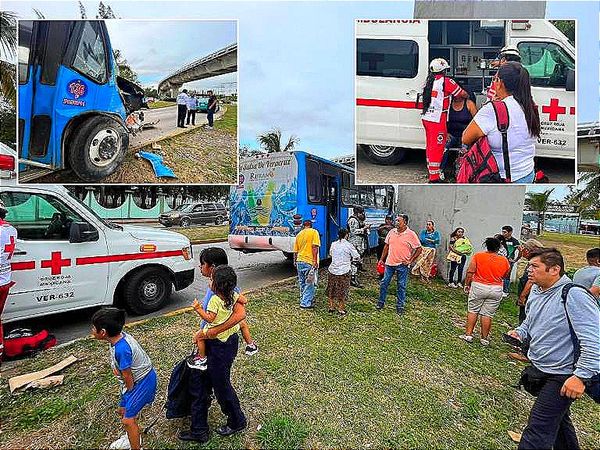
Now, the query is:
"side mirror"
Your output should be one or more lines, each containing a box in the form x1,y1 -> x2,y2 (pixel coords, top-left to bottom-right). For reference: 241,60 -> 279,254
70,222 -> 99,243
565,68 -> 575,92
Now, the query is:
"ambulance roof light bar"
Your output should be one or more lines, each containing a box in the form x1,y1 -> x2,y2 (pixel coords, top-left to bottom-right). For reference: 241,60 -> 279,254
511,20 -> 531,31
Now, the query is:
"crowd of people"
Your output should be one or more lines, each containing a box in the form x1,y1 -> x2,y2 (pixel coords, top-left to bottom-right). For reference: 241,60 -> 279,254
293,212 -> 599,449
175,89 -> 218,129
421,46 -> 542,184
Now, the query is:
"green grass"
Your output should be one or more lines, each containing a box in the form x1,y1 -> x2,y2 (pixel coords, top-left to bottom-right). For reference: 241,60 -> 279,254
169,225 -> 228,243
537,232 -> 598,269
2,265 -> 598,449
214,105 -> 237,133
148,101 -> 176,109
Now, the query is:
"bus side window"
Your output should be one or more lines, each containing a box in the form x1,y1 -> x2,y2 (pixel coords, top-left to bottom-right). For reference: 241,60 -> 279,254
18,21 -> 33,84
307,160 -> 322,203
71,21 -> 108,84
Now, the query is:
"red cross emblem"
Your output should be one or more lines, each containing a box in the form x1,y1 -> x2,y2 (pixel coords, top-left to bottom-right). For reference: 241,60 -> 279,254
3,236 -> 15,260
41,251 -> 71,275
542,98 -> 566,122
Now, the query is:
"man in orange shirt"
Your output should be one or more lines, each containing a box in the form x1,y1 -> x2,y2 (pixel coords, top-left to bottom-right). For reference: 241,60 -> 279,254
460,237 -> 510,346
377,214 -> 422,315
293,219 -> 321,309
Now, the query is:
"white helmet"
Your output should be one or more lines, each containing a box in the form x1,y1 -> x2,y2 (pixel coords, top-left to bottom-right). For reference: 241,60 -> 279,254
499,45 -> 521,59
429,58 -> 450,73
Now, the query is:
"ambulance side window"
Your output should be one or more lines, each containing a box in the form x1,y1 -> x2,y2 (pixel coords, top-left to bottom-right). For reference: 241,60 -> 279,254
0,192 -> 88,241
357,39 -> 419,78
517,42 -> 575,88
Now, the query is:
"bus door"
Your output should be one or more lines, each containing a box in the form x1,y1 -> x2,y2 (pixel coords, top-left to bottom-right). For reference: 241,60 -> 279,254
323,175 -> 341,253
19,21 -> 74,168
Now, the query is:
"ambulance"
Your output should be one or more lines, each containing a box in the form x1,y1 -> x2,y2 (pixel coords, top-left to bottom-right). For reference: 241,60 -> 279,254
0,185 -> 195,323
356,20 -> 576,164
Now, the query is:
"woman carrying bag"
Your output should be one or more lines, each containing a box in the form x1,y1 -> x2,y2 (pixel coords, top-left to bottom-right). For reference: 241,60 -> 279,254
447,227 -> 473,288
462,62 -> 541,184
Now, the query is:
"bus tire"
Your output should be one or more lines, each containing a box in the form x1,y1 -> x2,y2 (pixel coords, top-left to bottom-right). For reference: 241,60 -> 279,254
362,144 -> 407,165
68,116 -> 129,181
124,267 -> 172,315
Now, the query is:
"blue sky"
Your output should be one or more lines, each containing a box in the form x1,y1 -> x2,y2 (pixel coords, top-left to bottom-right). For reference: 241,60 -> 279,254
104,20 -> 237,91
4,0 -> 599,162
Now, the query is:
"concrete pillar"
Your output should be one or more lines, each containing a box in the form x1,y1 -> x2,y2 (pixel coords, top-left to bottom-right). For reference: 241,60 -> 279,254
396,185 -> 526,280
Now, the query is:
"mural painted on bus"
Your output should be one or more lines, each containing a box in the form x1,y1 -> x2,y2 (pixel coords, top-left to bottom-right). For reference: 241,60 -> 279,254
229,153 -> 299,236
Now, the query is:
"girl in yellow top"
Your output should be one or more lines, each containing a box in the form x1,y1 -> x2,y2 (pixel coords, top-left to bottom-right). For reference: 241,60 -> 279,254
188,265 -> 240,370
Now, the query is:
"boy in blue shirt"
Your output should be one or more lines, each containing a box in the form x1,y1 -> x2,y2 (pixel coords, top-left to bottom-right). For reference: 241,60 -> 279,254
92,308 -> 157,450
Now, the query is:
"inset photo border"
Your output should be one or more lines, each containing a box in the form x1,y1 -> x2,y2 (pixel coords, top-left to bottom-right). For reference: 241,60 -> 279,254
355,19 -> 577,185
16,18 -> 239,185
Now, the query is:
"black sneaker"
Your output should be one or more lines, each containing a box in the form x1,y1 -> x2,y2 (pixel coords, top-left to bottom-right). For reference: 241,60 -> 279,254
245,343 -> 258,356
178,431 -> 209,443
396,308 -> 405,316
376,304 -> 384,311
215,423 -> 246,437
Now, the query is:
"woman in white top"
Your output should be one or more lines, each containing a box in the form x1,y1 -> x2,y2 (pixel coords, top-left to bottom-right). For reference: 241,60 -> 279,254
462,62 -> 541,184
326,228 -> 360,315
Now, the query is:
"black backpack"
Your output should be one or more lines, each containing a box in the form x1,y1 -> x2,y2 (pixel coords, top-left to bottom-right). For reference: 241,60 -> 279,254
561,283 -> 600,403
165,357 -> 192,419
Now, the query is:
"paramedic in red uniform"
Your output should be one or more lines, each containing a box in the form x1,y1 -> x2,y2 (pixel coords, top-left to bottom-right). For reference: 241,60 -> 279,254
0,199 -> 17,362
421,58 -> 468,183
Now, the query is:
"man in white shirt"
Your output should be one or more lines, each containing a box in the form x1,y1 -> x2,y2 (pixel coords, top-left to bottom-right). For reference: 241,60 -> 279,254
176,89 -> 190,128
0,200 -> 17,362
186,94 -> 197,126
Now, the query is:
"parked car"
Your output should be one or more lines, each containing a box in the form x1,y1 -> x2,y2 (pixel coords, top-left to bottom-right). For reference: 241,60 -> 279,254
197,95 -> 220,113
159,202 -> 228,227
0,142 -> 17,185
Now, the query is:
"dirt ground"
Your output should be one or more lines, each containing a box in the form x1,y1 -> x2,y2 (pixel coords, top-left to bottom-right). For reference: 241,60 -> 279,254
103,126 -> 237,184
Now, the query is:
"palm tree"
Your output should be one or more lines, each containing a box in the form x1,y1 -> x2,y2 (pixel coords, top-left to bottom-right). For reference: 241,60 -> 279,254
0,11 -> 17,107
257,128 -> 299,153
525,188 -> 554,235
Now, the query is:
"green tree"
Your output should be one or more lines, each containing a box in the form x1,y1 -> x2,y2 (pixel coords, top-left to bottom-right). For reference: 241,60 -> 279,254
0,11 -> 17,107
565,173 -> 600,220
551,20 -> 575,45
525,188 -> 555,235
113,48 -> 139,84
257,128 -> 299,153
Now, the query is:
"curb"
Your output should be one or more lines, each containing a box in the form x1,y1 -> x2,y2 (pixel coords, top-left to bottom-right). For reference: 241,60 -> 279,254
130,106 -> 228,152
125,275 -> 298,329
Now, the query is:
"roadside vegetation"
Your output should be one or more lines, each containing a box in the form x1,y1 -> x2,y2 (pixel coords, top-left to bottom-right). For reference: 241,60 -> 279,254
148,101 -> 176,109
167,224 -> 229,243
1,241 -> 598,449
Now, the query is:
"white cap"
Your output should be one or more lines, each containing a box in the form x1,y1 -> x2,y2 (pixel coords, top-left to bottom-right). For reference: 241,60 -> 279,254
499,45 -> 521,58
429,58 -> 450,73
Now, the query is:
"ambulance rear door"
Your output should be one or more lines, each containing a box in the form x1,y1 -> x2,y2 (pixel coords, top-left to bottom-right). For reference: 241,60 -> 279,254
508,21 -> 576,159
356,20 -> 429,150
1,188 -> 110,322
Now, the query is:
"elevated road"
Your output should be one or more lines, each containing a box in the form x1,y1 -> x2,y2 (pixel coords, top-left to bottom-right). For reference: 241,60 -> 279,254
158,43 -> 237,96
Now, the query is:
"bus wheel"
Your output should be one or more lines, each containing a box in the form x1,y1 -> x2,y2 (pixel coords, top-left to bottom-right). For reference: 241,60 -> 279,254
124,267 -> 172,315
68,116 -> 129,181
363,145 -> 407,165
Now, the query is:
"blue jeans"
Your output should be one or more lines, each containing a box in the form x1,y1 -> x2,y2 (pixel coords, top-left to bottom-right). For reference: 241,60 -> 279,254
377,264 -> 409,311
297,261 -> 316,307
503,261 -> 515,294
207,109 -> 215,127
513,170 -> 535,184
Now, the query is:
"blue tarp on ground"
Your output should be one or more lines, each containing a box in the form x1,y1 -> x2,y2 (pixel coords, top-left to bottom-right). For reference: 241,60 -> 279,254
138,151 -> 177,178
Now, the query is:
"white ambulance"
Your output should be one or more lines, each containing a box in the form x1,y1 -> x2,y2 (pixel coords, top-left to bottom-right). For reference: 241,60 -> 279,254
0,185 -> 195,323
356,20 -> 576,164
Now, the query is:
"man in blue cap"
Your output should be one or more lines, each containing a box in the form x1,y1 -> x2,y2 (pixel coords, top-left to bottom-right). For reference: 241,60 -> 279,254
293,218 -> 321,308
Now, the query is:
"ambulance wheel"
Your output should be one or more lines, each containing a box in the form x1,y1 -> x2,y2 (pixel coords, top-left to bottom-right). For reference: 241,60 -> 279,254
362,145 -> 406,165
124,267 -> 172,315
68,116 -> 129,181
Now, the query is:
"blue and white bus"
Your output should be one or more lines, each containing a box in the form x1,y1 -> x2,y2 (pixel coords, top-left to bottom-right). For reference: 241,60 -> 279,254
229,151 -> 394,260
18,20 -> 146,181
